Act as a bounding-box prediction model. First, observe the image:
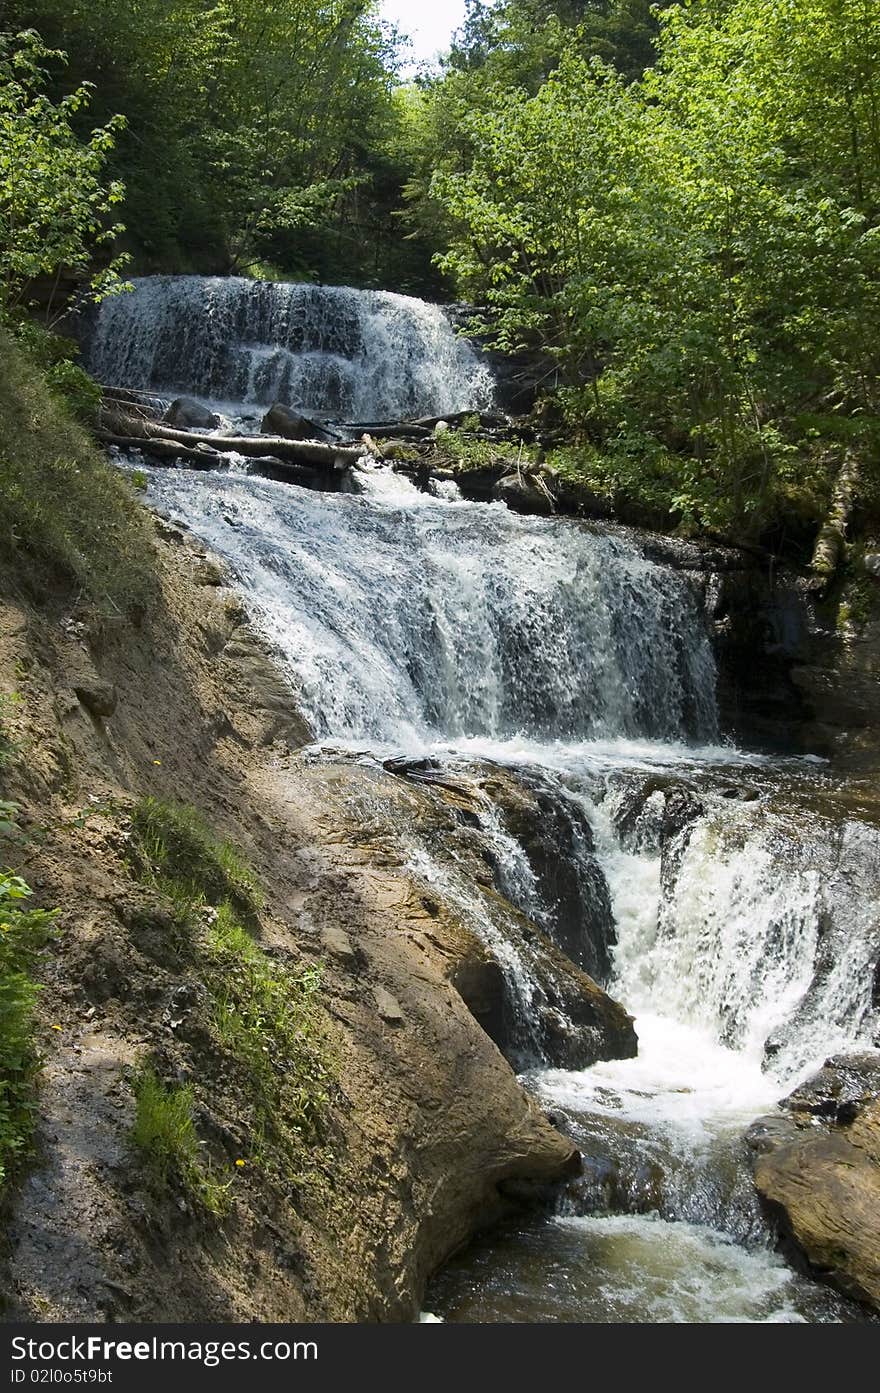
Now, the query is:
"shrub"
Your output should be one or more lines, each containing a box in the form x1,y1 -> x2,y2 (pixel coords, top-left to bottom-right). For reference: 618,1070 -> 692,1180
10,321 -> 102,424
0,870 -> 55,1187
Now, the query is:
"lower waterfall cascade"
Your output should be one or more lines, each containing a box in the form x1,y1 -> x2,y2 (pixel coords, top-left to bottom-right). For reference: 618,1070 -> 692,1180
141,463 -> 880,1324
100,276 -> 880,1323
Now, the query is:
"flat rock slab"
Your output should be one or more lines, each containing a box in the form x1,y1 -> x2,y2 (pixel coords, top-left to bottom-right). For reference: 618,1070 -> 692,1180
749,1052 -> 880,1311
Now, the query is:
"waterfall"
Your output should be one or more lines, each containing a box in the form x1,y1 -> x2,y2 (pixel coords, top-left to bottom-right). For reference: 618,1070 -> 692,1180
144,466 -> 719,746
87,276 -> 495,421
98,273 -> 878,1321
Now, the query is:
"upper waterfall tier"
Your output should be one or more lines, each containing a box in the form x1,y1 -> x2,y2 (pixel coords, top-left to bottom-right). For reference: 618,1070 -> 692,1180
86,275 -> 496,421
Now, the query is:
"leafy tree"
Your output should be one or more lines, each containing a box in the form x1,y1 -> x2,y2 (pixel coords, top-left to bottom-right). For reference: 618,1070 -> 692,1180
0,28 -> 128,322
7,0 -> 429,286
430,0 -> 880,540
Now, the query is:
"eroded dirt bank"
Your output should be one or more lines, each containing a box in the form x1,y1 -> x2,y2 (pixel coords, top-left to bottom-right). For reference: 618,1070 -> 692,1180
0,515 -> 642,1322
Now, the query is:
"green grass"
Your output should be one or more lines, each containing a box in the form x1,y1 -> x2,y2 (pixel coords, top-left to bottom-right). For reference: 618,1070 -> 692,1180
0,323 -> 153,611
131,1067 -> 228,1214
127,799 -> 263,925
127,800 -> 331,1192
205,903 -> 329,1172
0,871 -> 55,1189
433,426 -> 537,473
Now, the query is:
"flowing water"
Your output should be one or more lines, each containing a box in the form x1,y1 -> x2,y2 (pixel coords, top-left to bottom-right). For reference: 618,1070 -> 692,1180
97,276 -> 880,1323
88,275 -> 494,422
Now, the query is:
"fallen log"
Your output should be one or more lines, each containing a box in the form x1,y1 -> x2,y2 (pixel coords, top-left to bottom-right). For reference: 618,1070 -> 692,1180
344,409 -> 509,433
139,423 -> 365,469
96,431 -> 223,469
246,455 -> 343,490
349,424 -> 434,441
99,417 -> 365,470
100,384 -> 169,406
98,431 -> 352,492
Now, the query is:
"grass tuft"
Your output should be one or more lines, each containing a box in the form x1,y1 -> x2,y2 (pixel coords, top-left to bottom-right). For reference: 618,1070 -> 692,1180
131,1066 -> 228,1214
126,800 -> 331,1193
127,799 -> 263,924
205,903 -> 329,1171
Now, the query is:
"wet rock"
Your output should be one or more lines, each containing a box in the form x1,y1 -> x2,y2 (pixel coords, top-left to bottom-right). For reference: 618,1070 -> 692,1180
73,677 -> 117,719
163,397 -> 221,431
451,954 -> 506,1047
192,558 -> 224,587
492,471 -> 555,516
480,766 -> 616,985
382,754 -> 442,781
261,403 -> 330,441
748,1052 -> 880,1310
783,1052 -> 880,1125
532,939 -> 637,1070
661,786 -> 707,835
611,777 -> 704,848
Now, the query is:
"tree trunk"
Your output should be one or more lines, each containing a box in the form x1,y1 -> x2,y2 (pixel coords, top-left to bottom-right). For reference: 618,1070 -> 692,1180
811,450 -> 861,590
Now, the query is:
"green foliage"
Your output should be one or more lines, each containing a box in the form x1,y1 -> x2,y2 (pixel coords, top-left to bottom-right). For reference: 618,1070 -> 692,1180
0,869 -> 55,1188
204,904 -> 330,1174
131,1067 -> 228,1214
445,0 -> 670,88
6,1 -> 433,288
127,799 -> 262,925
0,324 -> 153,608
427,0 -> 880,543
11,320 -> 101,422
0,28 -> 129,322
127,800 -> 331,1189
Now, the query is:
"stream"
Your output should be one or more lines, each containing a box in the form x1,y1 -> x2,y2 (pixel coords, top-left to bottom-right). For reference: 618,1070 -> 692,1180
90,276 -> 880,1323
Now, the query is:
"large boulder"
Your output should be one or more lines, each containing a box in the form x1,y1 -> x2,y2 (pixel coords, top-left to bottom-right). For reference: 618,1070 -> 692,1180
748,1052 -> 880,1310
492,470 -> 556,515
260,403 -> 331,441
163,397 -> 221,430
